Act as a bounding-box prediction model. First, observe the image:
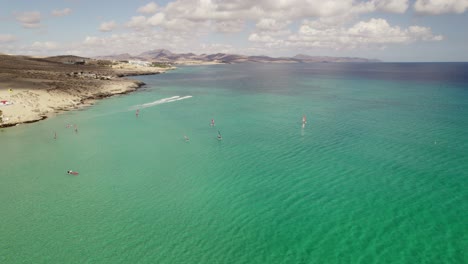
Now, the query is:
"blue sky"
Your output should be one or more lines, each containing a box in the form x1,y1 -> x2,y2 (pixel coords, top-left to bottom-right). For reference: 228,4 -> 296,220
1,0 -> 467,61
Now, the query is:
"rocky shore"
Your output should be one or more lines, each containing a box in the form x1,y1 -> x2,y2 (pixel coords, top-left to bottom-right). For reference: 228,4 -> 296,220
0,54 -> 173,128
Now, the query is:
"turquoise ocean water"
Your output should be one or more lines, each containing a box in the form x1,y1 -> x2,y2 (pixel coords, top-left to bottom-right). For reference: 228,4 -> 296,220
1,63 -> 467,263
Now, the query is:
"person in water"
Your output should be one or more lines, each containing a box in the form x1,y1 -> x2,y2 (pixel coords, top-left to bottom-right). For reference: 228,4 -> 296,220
211,119 -> 215,127
67,170 -> 73,174
136,109 -> 140,117
184,135 -> 189,142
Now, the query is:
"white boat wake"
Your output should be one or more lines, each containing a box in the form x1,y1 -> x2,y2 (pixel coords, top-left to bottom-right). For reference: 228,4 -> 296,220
129,95 -> 193,110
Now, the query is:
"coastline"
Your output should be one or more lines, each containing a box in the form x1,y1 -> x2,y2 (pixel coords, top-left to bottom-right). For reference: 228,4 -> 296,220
0,79 -> 145,128
0,55 -> 174,128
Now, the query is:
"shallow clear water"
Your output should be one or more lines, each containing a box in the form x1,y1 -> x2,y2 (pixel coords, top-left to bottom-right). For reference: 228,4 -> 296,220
1,63 -> 467,263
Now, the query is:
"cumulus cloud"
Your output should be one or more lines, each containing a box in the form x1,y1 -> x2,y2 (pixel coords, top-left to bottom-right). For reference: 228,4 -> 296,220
148,13 -> 166,26
414,0 -> 468,14
249,18 -> 443,50
8,1 -> 445,57
162,0 -> 354,21
125,0 -> 413,36
99,21 -> 117,32
346,18 -> 435,44
408,25 -> 444,41
126,16 -> 149,30
103,1 -> 440,56
15,11 -> 41,28
131,0 -> 307,29
126,11 -> 211,33
0,34 -> 17,43
138,2 -> 158,14
52,8 -> 72,17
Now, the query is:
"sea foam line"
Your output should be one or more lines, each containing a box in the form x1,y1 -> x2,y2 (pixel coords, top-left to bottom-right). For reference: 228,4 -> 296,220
129,95 -> 193,110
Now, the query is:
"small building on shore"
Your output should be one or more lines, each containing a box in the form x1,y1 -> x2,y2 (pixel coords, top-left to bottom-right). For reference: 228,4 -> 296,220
128,60 -> 151,67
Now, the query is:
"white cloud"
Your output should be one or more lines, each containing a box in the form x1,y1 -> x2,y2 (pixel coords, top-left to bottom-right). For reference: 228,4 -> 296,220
199,43 -> 237,54
5,1 -> 448,57
138,2 -> 158,14
99,21 -> 117,32
215,19 -> 245,33
84,36 -> 108,46
126,16 -> 149,30
408,25 -> 444,40
164,0 -> 228,21
250,18 -> 443,50
0,34 -> 17,43
159,0 -> 358,24
125,10 -> 211,33
347,18 -> 411,44
248,33 -> 276,43
374,0 -> 409,13
15,11 -> 41,28
148,13 -> 166,26
346,18 -> 442,45
164,18 -> 207,32
304,0 -> 355,17
31,41 -> 59,50
414,0 -> 468,14
52,8 -> 72,17
256,18 -> 290,31
76,26 -> 244,57
80,31 -> 197,56
124,0 -> 414,38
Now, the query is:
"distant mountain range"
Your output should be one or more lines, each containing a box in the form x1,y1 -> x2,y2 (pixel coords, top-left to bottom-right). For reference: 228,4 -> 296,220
95,49 -> 380,64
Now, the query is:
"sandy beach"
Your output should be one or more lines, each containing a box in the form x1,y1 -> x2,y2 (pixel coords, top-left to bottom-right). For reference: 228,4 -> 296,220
0,54 -> 172,128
